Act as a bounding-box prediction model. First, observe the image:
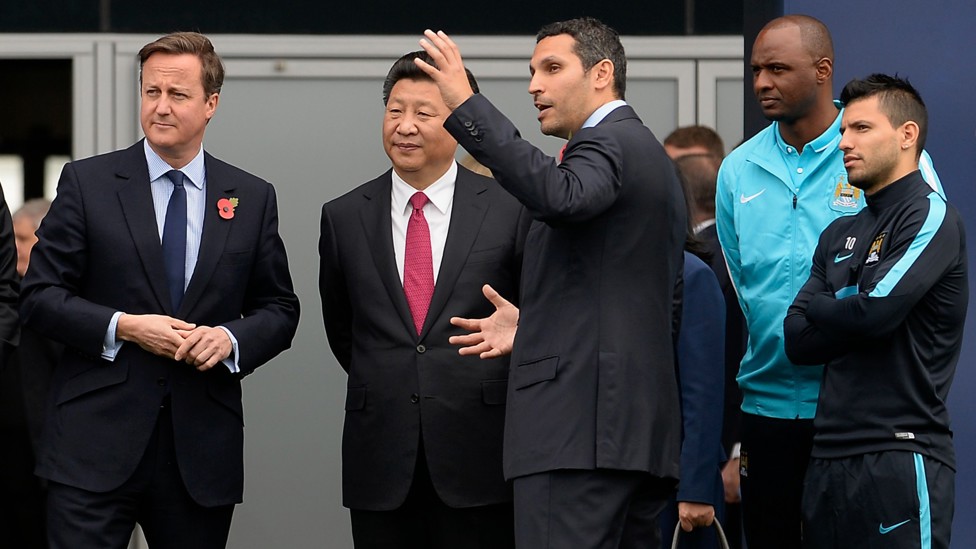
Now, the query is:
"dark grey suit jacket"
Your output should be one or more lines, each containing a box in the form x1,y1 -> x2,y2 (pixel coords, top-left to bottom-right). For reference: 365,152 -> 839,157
20,140 -> 300,507
446,95 -> 687,482
319,165 -> 529,510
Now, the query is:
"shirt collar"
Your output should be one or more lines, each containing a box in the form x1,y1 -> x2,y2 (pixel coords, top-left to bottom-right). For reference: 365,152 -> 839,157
772,107 -> 843,156
143,139 -> 205,190
581,99 -> 628,130
391,161 -> 457,215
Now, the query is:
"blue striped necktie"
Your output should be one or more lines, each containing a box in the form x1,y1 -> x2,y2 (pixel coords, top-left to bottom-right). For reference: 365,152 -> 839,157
162,170 -> 187,313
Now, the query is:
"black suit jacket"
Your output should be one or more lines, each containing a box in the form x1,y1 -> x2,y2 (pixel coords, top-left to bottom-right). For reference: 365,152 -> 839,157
446,95 -> 686,481
0,185 -> 19,360
20,140 -> 300,507
319,165 -> 529,510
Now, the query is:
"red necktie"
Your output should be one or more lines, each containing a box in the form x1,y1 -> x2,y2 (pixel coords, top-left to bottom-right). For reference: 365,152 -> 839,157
558,144 -> 567,163
403,192 -> 434,335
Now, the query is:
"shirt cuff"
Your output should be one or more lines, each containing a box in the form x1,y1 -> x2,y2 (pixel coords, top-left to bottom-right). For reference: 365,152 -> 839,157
101,311 -> 125,361
218,326 -> 240,373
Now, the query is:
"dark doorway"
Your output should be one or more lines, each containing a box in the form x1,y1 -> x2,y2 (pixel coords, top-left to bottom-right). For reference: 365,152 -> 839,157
0,59 -> 72,201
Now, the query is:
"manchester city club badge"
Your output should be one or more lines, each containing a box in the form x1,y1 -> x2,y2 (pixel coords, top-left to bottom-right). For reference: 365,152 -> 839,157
832,174 -> 862,210
866,231 -> 887,265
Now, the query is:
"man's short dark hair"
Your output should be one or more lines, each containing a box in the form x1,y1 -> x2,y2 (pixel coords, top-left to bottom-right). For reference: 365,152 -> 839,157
840,73 -> 927,158
664,126 -> 726,161
382,50 -> 479,105
537,17 -> 627,99
675,154 -> 719,218
138,32 -> 224,97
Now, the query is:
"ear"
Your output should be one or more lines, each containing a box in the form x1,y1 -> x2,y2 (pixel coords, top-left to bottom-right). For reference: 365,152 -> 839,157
899,120 -> 920,152
815,56 -> 833,84
590,59 -> 615,93
205,93 -> 220,122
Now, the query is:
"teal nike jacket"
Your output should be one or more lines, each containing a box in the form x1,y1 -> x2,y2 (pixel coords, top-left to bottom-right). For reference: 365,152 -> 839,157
716,108 -> 943,420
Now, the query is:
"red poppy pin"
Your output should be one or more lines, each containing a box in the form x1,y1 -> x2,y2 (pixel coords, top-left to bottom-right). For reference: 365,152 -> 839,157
217,197 -> 239,220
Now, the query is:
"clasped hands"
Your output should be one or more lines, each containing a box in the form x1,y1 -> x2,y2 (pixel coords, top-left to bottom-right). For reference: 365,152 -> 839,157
117,313 -> 232,371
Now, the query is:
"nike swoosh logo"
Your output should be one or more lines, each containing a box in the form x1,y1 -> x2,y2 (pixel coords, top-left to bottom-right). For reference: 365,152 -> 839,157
879,519 -> 911,534
740,189 -> 767,204
834,253 -> 854,263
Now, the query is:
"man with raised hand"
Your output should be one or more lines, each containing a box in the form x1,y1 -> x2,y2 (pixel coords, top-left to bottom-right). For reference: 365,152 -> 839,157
417,18 -> 687,548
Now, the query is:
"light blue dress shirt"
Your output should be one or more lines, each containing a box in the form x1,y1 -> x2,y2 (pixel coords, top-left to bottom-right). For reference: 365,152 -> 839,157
581,99 -> 628,130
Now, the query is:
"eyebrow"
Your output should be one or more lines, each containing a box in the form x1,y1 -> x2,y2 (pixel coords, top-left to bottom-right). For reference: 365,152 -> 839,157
530,55 -> 561,71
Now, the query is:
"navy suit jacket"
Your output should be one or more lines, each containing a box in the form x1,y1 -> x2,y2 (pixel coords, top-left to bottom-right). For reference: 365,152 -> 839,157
699,223 -> 745,453
319,166 -> 529,510
446,95 -> 686,481
675,252 -> 726,504
20,140 -> 299,507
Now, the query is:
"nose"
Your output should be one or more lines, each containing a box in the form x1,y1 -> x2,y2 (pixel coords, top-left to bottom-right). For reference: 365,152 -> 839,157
753,69 -> 772,95
397,113 -> 418,135
839,132 -> 853,152
528,73 -> 542,96
155,95 -> 172,115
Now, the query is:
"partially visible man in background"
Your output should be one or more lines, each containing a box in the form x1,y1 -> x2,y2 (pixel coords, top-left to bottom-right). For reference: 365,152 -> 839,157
0,187 -> 33,547
664,125 -> 725,166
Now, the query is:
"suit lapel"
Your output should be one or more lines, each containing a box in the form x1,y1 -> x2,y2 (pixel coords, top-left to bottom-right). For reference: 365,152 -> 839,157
419,169 -> 489,338
117,142 -> 173,314
180,153 -> 235,317
360,172 -> 416,337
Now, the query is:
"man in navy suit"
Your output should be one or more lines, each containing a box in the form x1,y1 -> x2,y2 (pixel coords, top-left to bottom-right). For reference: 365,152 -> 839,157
20,32 -> 299,548
418,18 -> 687,548
319,51 -> 528,548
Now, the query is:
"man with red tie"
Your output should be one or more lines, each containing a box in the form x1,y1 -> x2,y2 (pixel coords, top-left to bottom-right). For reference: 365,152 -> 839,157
318,51 -> 529,548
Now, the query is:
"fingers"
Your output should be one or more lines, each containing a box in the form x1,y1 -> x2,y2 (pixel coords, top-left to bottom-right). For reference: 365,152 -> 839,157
450,316 -> 482,331
449,332 -> 485,347
175,326 -> 232,368
420,29 -> 454,61
482,284 -> 513,309
458,341 -> 492,356
169,318 -> 196,331
417,30 -> 446,74
480,348 -> 505,359
678,503 -> 715,531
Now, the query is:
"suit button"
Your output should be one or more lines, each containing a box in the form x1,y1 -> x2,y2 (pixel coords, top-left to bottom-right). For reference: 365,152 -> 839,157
464,121 -> 473,128
410,393 -> 420,403
156,377 -> 167,386
416,344 -> 426,353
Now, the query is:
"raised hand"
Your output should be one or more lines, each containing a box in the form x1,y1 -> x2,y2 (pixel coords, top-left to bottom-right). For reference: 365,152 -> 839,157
415,29 -> 476,110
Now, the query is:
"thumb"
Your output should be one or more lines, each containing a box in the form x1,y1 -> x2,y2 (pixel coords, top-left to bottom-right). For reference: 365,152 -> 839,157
482,284 -> 512,309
